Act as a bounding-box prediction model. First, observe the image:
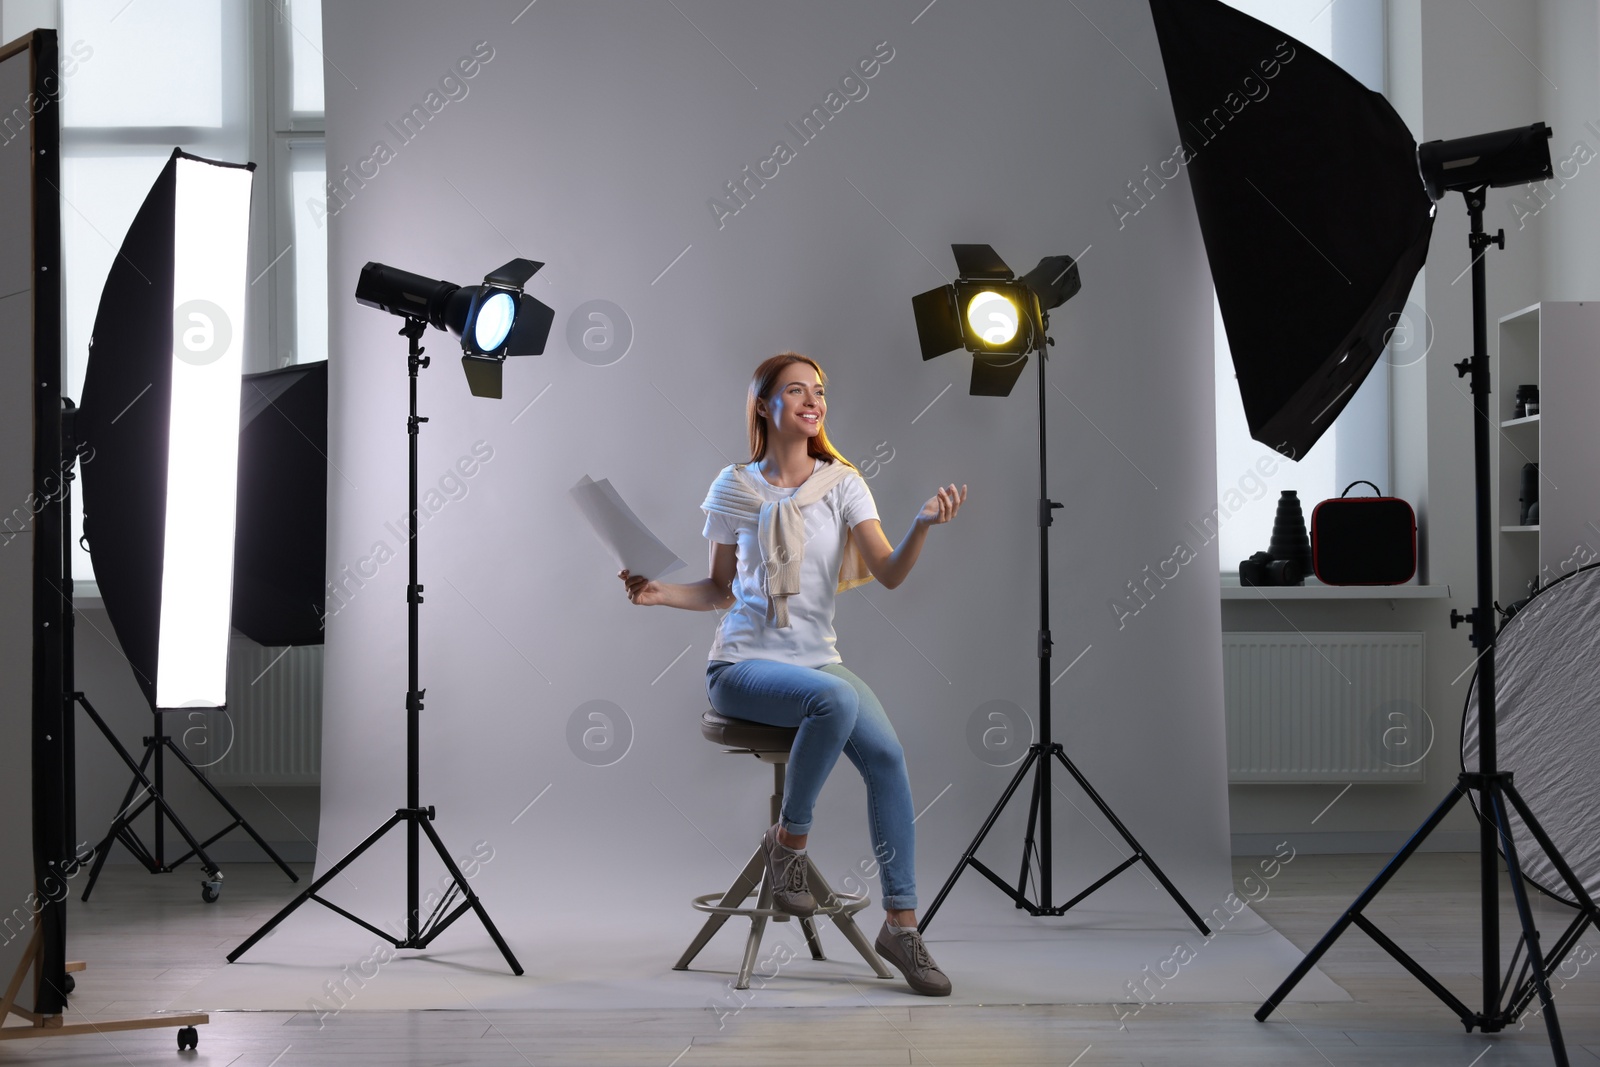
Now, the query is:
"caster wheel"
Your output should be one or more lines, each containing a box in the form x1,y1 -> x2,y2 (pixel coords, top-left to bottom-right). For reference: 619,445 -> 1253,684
177,1025 -> 198,1050
60,973 -> 74,995
201,881 -> 221,903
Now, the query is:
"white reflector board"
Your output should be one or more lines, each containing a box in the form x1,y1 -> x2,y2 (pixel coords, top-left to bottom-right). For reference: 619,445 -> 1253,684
154,156 -> 253,708
1463,563 -> 1600,905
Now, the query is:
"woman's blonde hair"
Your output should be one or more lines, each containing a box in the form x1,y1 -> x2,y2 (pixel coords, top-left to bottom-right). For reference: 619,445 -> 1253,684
745,352 -> 858,472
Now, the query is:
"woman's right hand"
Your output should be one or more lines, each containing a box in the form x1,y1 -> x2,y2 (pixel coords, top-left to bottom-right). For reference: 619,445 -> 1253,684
619,568 -> 663,606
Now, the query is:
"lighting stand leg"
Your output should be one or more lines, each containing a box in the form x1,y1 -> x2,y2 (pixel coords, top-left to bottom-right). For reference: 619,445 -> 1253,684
1488,785 -> 1565,1058
1500,783 -> 1600,1018
75,696 -> 233,902
415,815 -> 519,963
1014,757 -> 1044,906
1255,784 -> 1472,1022
920,315 -> 1204,937
921,747 -> 1043,926
1256,187 -> 1581,1067
79,745 -> 156,896
227,811 -> 405,962
153,710 -> 164,867
228,318 -> 521,975
1501,784 -> 1600,919
1051,747 -> 1209,931
159,736 -> 299,881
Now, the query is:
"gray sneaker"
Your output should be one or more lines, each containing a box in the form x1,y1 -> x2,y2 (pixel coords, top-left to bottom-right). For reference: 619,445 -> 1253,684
761,824 -> 816,917
874,920 -> 952,996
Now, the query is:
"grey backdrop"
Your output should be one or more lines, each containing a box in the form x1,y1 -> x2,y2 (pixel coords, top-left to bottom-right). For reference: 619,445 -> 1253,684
314,0 -> 1232,943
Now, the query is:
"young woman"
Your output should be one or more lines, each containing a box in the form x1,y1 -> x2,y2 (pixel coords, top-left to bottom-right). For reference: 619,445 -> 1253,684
619,352 -> 967,996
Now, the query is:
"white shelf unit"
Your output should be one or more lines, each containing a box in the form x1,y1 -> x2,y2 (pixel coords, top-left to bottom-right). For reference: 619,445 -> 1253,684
1494,302 -> 1600,609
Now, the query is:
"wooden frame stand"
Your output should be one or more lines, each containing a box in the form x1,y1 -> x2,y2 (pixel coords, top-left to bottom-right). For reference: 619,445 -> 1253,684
0,925 -> 207,1047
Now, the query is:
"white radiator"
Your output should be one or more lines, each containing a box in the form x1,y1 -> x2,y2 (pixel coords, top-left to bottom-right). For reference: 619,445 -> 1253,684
1223,631 -> 1426,783
189,637 -> 323,786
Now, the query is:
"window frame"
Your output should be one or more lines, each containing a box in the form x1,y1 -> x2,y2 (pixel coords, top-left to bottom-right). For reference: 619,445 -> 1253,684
259,0 -> 327,371
43,0 -> 327,587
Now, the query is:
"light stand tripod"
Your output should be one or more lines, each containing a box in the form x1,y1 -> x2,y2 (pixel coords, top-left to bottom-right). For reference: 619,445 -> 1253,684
919,314 -> 1208,936
1254,187 -> 1600,1067
76,701 -> 299,903
229,319 -> 522,974
64,400 -> 299,904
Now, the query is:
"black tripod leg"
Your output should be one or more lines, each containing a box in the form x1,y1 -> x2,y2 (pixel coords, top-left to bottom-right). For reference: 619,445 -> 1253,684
1503,783 -> 1600,917
82,800 -> 152,899
163,738 -> 300,882
1488,788 -> 1568,1065
1256,784 -> 1467,1022
1052,748 -> 1209,935
228,811 -> 406,963
416,816 -> 523,976
76,695 -> 154,784
81,747 -> 159,900
1501,781 -> 1599,1019
920,746 -> 1042,932
76,698 -> 218,881
105,749 -> 152,830
1014,759 -> 1043,907
78,696 -> 167,896
138,769 -> 223,881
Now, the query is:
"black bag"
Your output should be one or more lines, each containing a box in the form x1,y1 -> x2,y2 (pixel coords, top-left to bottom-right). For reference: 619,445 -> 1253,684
1310,481 -> 1417,585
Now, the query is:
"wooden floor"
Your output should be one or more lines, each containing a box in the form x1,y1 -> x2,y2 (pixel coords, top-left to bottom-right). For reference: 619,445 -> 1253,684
2,853 -> 1596,1065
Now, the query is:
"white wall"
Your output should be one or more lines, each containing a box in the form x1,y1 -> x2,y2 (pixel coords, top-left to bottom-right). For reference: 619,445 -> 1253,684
1536,0 -> 1600,301
0,0 -> 56,43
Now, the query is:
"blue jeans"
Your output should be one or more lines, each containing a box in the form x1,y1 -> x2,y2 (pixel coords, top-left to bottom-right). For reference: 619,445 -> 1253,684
706,658 -> 917,911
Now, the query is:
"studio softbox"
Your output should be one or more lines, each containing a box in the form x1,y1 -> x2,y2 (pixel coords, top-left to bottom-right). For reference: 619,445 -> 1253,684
232,360 -> 328,647
1146,0 -> 1435,458
77,149 -> 255,711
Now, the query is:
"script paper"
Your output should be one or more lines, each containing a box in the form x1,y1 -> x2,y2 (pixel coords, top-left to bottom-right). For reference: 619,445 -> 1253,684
569,475 -> 687,582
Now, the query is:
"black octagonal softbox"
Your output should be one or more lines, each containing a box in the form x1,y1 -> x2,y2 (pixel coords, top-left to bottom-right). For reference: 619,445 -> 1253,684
1146,0 -> 1435,458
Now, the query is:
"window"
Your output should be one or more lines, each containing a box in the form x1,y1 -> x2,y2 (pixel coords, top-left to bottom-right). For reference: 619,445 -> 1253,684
47,0 -> 327,584
1213,0 -> 1391,573
275,0 -> 328,367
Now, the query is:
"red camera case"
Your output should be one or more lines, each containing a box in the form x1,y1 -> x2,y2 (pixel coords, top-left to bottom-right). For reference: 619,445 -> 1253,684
1311,481 -> 1417,585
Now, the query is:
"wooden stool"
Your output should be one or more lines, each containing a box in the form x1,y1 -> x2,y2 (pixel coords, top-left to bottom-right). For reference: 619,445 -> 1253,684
672,709 -> 894,990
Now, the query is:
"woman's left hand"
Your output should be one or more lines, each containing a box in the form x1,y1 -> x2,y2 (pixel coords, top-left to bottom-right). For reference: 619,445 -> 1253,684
917,483 -> 967,527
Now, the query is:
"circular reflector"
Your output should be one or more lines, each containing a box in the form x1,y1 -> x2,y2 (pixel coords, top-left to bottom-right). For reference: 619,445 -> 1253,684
474,291 -> 516,351
966,290 -> 1019,346
1462,563 -> 1600,906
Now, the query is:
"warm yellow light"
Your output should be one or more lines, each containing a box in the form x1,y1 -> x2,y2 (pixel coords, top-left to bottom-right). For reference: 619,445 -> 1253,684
966,290 -> 1019,346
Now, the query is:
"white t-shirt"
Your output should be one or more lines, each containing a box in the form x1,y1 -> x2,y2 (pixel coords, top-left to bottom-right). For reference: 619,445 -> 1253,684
702,456 -> 880,668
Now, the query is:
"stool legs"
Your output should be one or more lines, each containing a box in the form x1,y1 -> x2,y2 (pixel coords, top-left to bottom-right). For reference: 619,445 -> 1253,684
675,757 -> 893,990
674,843 -> 895,989
806,856 -> 892,980
737,861 -> 776,989
673,849 -> 764,973
799,916 -> 825,960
